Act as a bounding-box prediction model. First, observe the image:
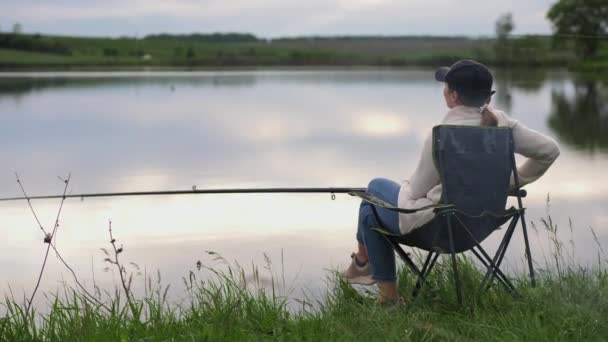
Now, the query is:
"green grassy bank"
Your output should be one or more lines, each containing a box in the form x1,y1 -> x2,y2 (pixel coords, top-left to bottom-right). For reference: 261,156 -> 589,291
1,258 -> 606,341
2,32 -> 603,70
1,222 -> 607,341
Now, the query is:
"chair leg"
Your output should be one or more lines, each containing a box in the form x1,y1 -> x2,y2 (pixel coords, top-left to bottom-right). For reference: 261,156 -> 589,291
471,247 -> 518,297
446,215 -> 463,305
479,215 -> 519,291
453,214 -> 519,297
472,245 -> 518,296
520,212 -> 536,287
386,237 -> 421,276
384,235 -> 439,299
386,237 -> 440,299
494,215 -> 520,270
471,247 -> 490,269
412,252 -> 439,298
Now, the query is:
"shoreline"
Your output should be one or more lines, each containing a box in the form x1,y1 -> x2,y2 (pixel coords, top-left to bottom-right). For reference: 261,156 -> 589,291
0,65 -> 580,74
4,32 -> 605,72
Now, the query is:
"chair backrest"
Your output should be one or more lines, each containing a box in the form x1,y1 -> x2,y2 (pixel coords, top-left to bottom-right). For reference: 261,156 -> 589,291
434,125 -> 516,251
400,125 -> 517,253
432,125 -> 513,215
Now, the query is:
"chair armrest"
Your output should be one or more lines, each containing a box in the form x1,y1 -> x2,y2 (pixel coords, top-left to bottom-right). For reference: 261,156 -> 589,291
508,189 -> 527,198
349,191 -> 454,214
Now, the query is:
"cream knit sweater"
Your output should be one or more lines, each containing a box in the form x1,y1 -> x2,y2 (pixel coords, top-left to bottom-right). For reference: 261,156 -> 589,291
397,105 -> 560,234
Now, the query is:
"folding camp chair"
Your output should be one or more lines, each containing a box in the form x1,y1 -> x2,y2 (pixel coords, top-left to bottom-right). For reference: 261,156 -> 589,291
350,125 -> 535,304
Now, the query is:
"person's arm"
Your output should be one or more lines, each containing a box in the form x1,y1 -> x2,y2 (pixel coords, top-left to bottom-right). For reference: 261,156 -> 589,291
511,121 -> 560,187
408,132 -> 441,198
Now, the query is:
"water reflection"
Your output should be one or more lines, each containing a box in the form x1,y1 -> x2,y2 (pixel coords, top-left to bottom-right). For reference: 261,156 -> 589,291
0,69 -> 606,306
0,70 -> 437,101
493,69 -> 548,111
0,73 -> 259,101
0,70 -> 440,200
549,78 -> 608,152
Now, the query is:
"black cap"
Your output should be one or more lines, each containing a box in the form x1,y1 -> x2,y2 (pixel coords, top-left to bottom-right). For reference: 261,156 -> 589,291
435,60 -> 495,96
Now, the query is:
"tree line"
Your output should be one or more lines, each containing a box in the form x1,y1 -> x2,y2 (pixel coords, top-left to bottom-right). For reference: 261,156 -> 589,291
0,0 -> 606,66
144,33 -> 259,43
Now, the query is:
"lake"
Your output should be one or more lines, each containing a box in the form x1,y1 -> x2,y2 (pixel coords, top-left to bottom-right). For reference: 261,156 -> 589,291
1,69 -> 607,308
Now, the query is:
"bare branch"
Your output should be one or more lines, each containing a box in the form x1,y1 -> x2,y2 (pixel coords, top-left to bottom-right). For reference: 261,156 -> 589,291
14,172 -> 47,236
107,220 -> 137,316
24,173 -> 70,313
18,174 -> 110,313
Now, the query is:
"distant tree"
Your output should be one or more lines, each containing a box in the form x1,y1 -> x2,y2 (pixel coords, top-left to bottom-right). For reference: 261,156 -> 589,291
495,13 -> 514,41
494,13 -> 515,64
12,22 -> 22,34
103,48 -> 119,57
186,46 -> 195,59
547,0 -> 608,59
145,33 -> 258,43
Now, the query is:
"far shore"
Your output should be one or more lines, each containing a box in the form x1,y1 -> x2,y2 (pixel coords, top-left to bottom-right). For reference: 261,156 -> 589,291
2,32 -> 606,72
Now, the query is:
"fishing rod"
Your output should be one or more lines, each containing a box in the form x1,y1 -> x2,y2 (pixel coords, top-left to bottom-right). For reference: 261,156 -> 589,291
0,187 -> 368,203
0,186 -> 527,203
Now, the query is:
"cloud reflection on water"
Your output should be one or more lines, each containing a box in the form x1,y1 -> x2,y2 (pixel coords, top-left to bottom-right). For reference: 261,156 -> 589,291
1,69 -> 607,302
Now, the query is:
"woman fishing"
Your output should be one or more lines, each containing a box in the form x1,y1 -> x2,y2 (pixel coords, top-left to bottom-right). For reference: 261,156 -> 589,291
341,60 -> 561,304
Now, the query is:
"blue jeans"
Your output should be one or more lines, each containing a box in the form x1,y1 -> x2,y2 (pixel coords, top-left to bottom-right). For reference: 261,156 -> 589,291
357,178 -> 401,281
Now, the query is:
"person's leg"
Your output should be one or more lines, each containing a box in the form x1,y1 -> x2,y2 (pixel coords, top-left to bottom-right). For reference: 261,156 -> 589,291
356,242 -> 368,263
356,178 -> 402,301
355,218 -> 368,264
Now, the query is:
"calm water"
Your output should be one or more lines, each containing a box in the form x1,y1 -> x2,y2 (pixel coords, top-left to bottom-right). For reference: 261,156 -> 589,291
1,69 -> 607,307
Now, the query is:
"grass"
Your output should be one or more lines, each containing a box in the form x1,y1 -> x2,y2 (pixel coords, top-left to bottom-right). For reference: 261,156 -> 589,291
0,33 -> 594,70
1,214 -> 607,341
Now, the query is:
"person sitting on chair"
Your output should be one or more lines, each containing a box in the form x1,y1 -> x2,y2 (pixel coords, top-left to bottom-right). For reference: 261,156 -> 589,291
342,60 -> 560,304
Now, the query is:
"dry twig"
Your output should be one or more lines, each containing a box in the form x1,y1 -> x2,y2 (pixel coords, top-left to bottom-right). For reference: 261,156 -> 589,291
16,173 -> 110,313
19,173 -> 70,313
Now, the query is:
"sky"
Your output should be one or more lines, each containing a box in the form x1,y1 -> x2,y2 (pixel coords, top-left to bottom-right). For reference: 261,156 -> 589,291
0,0 -> 557,38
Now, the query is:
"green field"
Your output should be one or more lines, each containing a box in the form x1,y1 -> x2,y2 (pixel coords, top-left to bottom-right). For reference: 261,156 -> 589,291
1,32 -> 599,70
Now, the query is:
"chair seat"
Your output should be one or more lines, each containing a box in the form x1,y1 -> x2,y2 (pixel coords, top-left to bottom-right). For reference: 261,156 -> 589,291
375,207 -> 520,254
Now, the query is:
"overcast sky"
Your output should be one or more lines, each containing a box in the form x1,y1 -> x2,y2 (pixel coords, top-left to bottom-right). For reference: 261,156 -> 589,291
0,0 -> 557,38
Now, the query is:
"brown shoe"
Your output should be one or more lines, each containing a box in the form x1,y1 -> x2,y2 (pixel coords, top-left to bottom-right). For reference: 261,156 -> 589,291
341,253 -> 376,286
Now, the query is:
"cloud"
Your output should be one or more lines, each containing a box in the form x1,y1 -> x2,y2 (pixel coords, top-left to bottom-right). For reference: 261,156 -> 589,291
352,110 -> 411,137
0,0 -> 555,37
